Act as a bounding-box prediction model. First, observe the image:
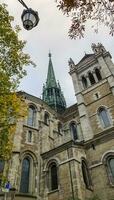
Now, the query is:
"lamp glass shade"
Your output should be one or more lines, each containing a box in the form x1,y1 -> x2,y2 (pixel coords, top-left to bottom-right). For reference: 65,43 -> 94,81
21,8 -> 39,30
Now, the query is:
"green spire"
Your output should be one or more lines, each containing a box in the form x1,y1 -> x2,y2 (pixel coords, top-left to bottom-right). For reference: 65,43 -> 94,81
42,53 -> 66,113
46,53 -> 57,88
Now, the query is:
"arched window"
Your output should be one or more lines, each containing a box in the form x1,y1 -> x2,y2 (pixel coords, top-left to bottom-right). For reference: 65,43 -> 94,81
44,112 -> 49,125
88,72 -> 96,85
20,157 -> 30,193
82,76 -> 88,89
95,68 -> 102,81
58,122 -> 62,133
82,160 -> 92,189
70,122 -> 78,140
98,107 -> 111,128
106,156 -> 114,184
49,163 -> 58,191
27,105 -> 36,127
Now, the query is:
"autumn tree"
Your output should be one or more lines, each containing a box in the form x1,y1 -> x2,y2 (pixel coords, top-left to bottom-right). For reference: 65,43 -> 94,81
56,0 -> 114,39
0,3 -> 35,161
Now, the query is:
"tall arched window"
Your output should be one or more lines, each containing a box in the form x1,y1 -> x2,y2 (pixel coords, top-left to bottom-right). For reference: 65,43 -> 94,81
107,156 -> 114,184
44,112 -> 49,125
58,122 -> 62,133
49,163 -> 58,191
98,107 -> 111,128
82,76 -> 88,89
70,122 -> 78,140
95,68 -> 102,81
20,157 -> 30,193
82,160 -> 92,189
88,72 -> 96,85
27,105 -> 36,127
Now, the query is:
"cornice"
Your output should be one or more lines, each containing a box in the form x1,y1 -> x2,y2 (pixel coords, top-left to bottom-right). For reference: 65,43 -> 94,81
41,140 -> 84,159
84,126 -> 114,149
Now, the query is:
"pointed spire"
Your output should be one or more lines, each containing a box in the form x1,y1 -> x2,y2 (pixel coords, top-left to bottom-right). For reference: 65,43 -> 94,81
46,52 -> 57,88
42,53 -> 66,113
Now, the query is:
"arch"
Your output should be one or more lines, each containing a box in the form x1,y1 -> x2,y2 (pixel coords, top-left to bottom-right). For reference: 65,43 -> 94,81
44,112 -> 50,125
81,159 -> 92,189
58,122 -> 62,133
20,157 -> 31,193
98,107 -> 111,128
101,151 -> 114,163
95,68 -> 102,81
44,157 -> 60,172
88,72 -> 96,85
69,121 -> 78,140
27,104 -> 36,127
82,76 -> 88,89
20,150 -> 38,164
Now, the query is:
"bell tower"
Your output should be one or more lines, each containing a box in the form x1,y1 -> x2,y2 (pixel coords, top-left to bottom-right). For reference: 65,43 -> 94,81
69,43 -> 114,141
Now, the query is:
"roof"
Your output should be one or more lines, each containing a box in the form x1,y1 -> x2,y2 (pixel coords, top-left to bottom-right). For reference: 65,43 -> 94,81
76,53 -> 95,66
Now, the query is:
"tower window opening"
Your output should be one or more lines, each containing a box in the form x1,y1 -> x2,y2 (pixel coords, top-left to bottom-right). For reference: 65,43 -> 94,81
82,76 -> 88,89
88,72 -> 96,85
95,68 -> 102,81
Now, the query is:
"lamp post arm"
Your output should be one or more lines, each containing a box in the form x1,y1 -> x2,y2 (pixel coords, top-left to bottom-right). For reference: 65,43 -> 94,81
17,0 -> 28,9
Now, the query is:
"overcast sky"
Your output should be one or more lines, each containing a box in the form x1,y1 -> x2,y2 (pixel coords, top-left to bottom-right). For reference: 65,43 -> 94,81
2,0 -> 114,106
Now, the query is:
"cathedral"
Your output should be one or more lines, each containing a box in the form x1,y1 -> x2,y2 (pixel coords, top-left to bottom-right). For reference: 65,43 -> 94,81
1,43 -> 114,200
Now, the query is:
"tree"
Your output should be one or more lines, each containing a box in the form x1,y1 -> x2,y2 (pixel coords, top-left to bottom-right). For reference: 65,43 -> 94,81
0,3 -> 35,161
56,0 -> 114,39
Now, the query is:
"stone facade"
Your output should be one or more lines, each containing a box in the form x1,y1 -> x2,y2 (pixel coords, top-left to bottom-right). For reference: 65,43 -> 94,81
2,43 -> 114,200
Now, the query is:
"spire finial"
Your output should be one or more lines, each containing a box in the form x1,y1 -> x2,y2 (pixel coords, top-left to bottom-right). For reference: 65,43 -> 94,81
49,50 -> 51,58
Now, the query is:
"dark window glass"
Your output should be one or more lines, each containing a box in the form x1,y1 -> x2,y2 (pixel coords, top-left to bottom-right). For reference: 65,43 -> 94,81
99,108 -> 110,128
0,160 -> 4,173
58,123 -> 62,133
88,72 -> 96,85
28,131 -> 32,143
27,106 -> 36,127
95,68 -> 102,81
109,158 -> 114,179
44,113 -> 49,125
82,160 -> 91,189
50,164 -> 58,190
70,123 -> 78,140
20,158 -> 30,193
82,76 -> 88,89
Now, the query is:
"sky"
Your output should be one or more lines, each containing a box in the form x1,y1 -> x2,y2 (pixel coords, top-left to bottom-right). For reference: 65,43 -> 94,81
1,0 -> 114,106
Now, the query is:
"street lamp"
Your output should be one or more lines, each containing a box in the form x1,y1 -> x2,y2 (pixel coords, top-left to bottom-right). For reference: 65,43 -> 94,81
17,0 -> 39,30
